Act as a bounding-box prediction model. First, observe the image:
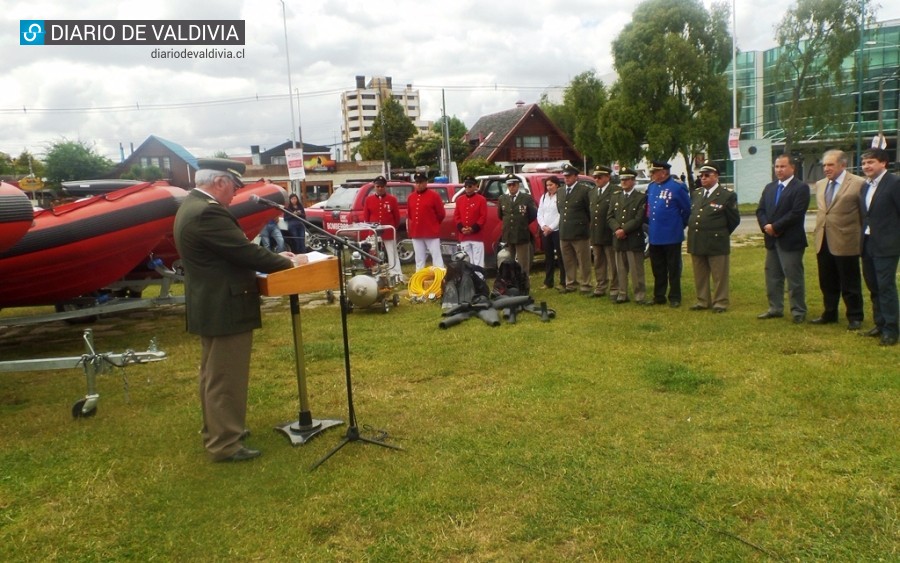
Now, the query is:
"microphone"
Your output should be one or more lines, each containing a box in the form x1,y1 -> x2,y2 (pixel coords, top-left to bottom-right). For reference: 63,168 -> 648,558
249,194 -> 283,209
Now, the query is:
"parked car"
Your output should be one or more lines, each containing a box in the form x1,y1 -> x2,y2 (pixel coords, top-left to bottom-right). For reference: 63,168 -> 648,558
439,172 -> 596,268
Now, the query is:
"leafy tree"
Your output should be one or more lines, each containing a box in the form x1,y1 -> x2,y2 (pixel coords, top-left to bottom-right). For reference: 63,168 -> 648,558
431,115 -> 468,139
458,158 -> 502,179
43,140 -> 114,185
121,164 -> 164,181
0,152 -> 13,175
212,150 -> 229,158
600,0 -> 732,173
407,130 -> 472,168
772,0 -> 873,155
13,151 -> 44,178
358,98 -> 418,168
540,71 -> 611,168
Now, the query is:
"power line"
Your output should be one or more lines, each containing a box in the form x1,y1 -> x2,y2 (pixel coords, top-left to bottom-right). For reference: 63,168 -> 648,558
0,83 -> 568,116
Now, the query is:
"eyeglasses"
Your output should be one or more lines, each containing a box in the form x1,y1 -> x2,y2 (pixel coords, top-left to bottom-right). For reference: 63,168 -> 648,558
700,172 -> 715,177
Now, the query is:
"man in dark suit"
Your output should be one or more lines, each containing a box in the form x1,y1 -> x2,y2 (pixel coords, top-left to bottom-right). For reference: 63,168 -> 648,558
607,168 -> 647,304
811,149 -> 865,330
756,154 -> 811,323
859,148 -> 900,346
687,162 -> 741,313
588,165 -> 618,298
557,163 -> 593,293
174,159 -> 305,462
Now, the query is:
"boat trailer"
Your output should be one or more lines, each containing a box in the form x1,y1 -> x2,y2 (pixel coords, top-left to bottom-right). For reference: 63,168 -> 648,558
0,328 -> 167,418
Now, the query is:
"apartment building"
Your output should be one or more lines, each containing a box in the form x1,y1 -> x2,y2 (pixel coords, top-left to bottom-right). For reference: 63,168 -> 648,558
340,75 -> 431,160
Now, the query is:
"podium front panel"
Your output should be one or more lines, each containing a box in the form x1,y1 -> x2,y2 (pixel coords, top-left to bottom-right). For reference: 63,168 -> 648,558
258,257 -> 339,297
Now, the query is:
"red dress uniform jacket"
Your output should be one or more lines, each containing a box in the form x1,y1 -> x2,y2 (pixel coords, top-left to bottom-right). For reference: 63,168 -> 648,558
407,188 -> 446,239
453,193 -> 487,242
363,193 -> 400,240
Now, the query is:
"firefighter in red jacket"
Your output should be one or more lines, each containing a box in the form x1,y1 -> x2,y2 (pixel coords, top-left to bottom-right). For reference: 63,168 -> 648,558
363,175 -> 403,281
454,176 -> 488,267
406,172 -> 446,270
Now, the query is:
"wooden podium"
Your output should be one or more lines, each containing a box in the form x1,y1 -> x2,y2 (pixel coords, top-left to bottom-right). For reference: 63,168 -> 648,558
258,257 -> 339,297
258,257 -> 343,445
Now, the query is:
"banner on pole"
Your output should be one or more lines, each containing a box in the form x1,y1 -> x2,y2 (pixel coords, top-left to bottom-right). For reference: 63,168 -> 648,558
285,148 -> 306,181
728,128 -> 742,160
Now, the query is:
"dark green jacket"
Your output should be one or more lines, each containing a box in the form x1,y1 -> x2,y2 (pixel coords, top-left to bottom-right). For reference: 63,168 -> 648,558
687,185 -> 740,256
557,180 -> 592,240
174,189 -> 293,337
589,184 -> 618,245
607,189 -> 647,252
497,191 -> 537,245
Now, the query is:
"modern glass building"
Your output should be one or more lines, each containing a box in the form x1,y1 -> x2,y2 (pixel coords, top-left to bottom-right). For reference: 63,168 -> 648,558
727,18 -> 899,170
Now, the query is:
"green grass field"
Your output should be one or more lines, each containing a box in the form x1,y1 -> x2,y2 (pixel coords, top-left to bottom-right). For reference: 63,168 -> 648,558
1,238 -> 897,561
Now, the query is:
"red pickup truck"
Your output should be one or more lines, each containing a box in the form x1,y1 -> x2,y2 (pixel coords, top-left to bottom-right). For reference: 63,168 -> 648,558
305,181 -> 459,262
439,172 -> 596,267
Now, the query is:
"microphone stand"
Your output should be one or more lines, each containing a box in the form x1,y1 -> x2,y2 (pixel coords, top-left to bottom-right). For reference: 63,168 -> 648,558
256,196 -> 403,466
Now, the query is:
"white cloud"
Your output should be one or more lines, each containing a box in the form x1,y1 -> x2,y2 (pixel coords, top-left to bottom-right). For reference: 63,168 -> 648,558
2,0 -> 898,162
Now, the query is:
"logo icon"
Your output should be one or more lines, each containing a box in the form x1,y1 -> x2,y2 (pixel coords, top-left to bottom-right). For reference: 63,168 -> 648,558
20,20 -> 45,45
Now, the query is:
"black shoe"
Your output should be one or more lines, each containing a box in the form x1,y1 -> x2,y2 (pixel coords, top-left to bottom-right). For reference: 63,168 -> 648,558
864,327 -> 883,338
810,317 -> 837,325
615,298 -> 629,304
642,300 -> 656,306
879,335 -> 898,346
712,307 -> 727,314
558,287 -> 574,294
793,315 -> 806,324
591,292 -> 606,298
217,447 -> 261,462
847,320 -> 862,331
669,301 -> 681,308
689,304 -> 707,311
757,311 -> 784,319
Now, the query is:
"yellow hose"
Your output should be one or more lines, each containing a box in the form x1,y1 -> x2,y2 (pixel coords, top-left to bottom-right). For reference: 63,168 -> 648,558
407,266 -> 446,300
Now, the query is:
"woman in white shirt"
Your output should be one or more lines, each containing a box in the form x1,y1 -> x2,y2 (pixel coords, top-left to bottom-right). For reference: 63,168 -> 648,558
537,176 -> 566,289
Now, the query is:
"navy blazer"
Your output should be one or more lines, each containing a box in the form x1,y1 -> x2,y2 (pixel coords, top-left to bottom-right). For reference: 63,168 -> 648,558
756,177 -> 810,251
860,171 -> 900,257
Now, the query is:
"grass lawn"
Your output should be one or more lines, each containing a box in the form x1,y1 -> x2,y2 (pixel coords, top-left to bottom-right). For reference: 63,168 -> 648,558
1,236 -> 897,561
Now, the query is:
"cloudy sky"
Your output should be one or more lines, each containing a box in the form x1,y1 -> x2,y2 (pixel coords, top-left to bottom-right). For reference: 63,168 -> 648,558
2,0 -> 898,164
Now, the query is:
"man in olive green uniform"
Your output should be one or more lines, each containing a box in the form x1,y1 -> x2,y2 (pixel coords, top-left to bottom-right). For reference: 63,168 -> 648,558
687,162 -> 741,313
174,158 -> 304,463
588,165 -> 618,299
557,163 -> 593,293
607,168 -> 647,304
497,174 -> 537,275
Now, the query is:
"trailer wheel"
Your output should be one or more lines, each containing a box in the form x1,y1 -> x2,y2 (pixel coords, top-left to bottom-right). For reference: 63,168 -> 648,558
71,399 -> 97,418
55,301 -> 99,324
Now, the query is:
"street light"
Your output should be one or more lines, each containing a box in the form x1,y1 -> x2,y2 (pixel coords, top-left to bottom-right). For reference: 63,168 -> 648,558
855,0 -> 866,171
280,0 -> 297,152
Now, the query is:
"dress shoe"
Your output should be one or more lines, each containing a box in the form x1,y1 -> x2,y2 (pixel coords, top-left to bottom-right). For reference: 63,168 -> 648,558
864,327 -> 882,338
615,298 -> 630,304
591,292 -> 606,298
847,320 -> 862,331
642,300 -> 657,306
712,307 -> 727,314
217,447 -> 261,462
879,335 -> 898,346
793,315 -> 806,324
757,311 -> 784,319
669,301 -> 681,308
558,287 -> 574,294
810,317 -> 837,325
689,304 -> 708,311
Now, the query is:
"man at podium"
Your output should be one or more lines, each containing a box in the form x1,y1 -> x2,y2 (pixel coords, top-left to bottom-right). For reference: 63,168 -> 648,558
174,158 -> 307,463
